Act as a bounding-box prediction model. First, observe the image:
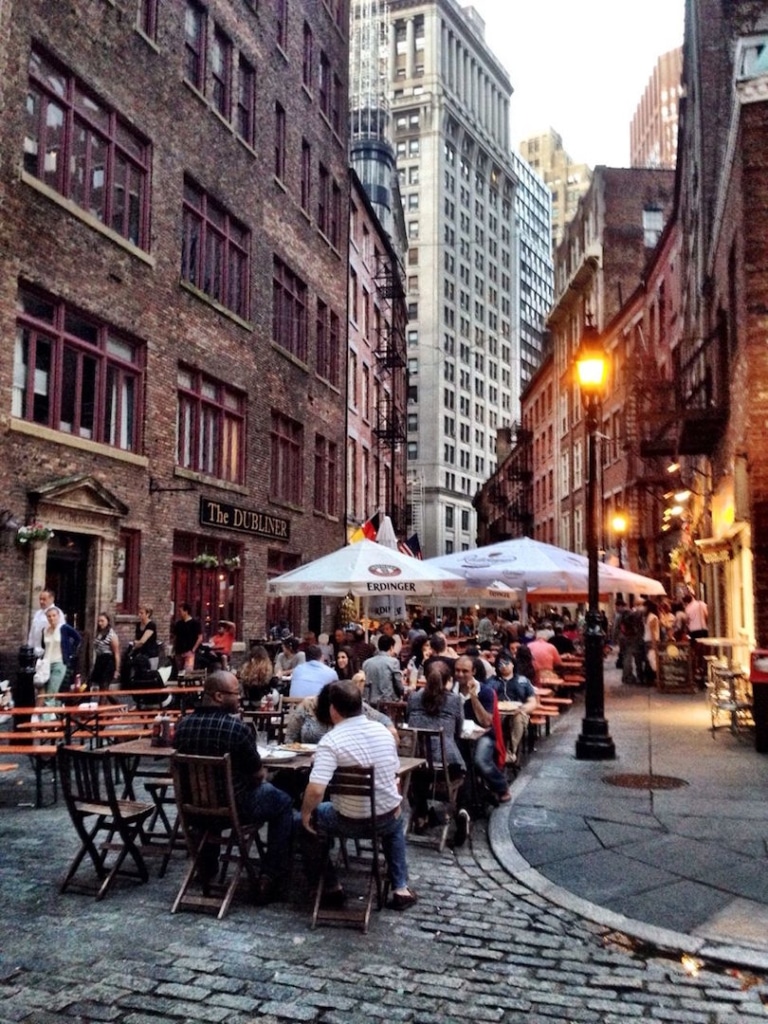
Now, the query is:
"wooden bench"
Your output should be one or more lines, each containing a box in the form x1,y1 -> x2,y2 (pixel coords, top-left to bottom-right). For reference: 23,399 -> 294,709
0,730 -> 62,806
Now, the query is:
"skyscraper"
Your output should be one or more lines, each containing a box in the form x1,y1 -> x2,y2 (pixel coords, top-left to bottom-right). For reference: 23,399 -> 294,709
358,0 -> 520,556
520,128 -> 591,249
630,48 -> 682,169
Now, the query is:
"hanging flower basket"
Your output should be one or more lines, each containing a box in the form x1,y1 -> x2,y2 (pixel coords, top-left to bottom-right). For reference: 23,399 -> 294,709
17,523 -> 54,546
223,555 -> 241,570
193,553 -> 219,569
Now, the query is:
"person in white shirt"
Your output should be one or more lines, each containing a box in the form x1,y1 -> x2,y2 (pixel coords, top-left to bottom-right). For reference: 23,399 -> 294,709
300,680 -> 417,910
289,645 -> 338,698
27,590 -> 64,654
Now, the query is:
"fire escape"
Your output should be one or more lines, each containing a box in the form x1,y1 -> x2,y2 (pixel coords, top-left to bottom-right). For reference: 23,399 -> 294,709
505,426 -> 534,537
373,252 -> 408,535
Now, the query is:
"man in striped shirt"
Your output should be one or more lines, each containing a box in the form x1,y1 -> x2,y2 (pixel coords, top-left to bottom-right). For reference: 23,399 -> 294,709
300,680 -> 417,911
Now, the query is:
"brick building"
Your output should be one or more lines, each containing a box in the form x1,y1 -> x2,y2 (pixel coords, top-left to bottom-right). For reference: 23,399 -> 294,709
0,0 -> 351,669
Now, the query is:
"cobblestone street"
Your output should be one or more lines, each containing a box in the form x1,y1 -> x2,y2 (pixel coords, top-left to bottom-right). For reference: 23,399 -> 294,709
2,767 -> 767,1024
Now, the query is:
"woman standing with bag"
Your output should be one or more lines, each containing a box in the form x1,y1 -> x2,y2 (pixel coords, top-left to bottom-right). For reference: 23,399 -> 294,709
89,613 -> 121,690
41,606 -> 81,696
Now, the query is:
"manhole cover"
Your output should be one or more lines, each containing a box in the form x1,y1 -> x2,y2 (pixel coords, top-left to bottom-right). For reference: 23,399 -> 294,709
603,773 -> 688,790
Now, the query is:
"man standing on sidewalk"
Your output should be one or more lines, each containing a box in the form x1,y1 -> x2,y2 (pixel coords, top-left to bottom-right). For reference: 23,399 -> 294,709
683,591 -> 709,684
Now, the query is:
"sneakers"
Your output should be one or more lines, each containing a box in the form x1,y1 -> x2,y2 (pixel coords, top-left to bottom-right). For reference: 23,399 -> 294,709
453,808 -> 471,847
390,889 -> 418,911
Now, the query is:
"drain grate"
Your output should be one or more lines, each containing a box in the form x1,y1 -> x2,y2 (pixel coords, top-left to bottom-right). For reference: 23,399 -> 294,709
603,773 -> 689,790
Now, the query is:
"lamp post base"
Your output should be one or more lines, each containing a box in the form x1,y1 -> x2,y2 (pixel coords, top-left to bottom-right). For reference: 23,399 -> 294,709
575,718 -> 616,760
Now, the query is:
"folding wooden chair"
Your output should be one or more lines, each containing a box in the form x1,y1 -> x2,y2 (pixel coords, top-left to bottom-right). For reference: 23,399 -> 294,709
170,752 -> 262,920
405,727 -> 463,852
378,700 -> 408,728
58,745 -> 154,900
311,765 -> 384,933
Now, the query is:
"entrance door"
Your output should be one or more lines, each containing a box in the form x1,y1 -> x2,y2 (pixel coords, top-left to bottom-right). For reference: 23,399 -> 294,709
46,531 -> 91,631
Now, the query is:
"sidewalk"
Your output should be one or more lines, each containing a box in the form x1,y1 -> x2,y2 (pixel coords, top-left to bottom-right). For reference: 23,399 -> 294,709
489,664 -> 768,969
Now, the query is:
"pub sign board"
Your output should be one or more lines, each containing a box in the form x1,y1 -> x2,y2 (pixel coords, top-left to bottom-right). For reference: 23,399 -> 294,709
199,497 -> 290,541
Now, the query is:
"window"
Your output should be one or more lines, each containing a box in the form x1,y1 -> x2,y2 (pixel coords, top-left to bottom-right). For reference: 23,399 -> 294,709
461,509 -> 470,531
314,434 -> 338,516
236,56 -> 255,145
445,505 -> 454,528
13,285 -> 144,451
181,179 -> 250,319
274,102 -> 286,179
319,51 -> 330,120
643,207 -> 664,247
318,163 -> 329,235
302,22 -> 313,88
184,1 -> 206,90
330,180 -> 342,249
116,528 -> 141,613
138,0 -> 159,40
270,410 -> 303,505
331,73 -> 343,135
316,300 -> 341,386
176,366 -> 245,483
25,47 -> 151,249
211,26 -> 232,118
276,0 -> 288,49
273,257 -> 308,361
301,138 -> 311,211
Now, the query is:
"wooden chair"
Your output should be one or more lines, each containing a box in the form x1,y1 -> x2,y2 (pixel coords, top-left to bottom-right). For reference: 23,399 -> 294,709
58,745 -> 154,900
405,727 -> 463,852
311,765 -> 384,933
378,700 -> 408,728
170,752 -> 262,920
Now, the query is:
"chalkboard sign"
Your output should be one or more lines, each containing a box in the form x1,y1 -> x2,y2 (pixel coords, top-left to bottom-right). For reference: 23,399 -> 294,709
658,643 -> 695,693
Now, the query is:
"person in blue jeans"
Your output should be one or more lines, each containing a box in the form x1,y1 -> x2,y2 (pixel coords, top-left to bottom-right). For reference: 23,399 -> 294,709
300,680 -> 417,911
174,670 -> 294,905
454,656 -> 511,804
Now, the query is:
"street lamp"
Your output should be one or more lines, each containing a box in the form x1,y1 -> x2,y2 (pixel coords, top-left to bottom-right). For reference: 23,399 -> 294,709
574,322 -> 616,760
610,511 -> 628,568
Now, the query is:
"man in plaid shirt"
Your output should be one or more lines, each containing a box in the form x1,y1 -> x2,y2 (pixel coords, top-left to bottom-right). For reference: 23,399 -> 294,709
174,670 -> 294,904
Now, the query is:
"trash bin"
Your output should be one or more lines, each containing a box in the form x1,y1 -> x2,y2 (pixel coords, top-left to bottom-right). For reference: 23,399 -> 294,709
13,645 -> 37,725
749,650 -> 768,753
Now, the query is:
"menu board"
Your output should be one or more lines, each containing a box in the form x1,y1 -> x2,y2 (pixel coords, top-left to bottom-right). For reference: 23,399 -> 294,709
658,643 -> 695,692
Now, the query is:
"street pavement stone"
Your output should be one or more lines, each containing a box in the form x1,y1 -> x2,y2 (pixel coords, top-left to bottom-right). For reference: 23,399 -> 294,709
2,745 -> 768,1022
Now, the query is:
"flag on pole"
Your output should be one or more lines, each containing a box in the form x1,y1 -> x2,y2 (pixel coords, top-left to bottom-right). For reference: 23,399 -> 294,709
398,533 -> 423,559
349,512 -> 381,544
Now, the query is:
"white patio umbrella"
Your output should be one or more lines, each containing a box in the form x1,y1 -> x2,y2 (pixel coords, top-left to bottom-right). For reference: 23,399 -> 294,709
370,515 -> 407,623
424,537 -> 665,602
266,538 -> 466,599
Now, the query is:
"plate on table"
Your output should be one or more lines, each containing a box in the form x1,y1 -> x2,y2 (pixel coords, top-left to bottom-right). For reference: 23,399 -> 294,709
497,701 -> 522,712
281,742 -> 318,753
258,747 -> 297,761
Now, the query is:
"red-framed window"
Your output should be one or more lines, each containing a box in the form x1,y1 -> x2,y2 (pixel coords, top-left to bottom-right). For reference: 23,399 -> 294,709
12,285 -> 144,451
181,178 -> 250,319
272,257 -> 308,361
172,533 -> 243,637
236,55 -> 255,145
316,300 -> 341,387
116,528 -> 141,614
266,548 -> 300,638
25,47 -> 151,249
274,102 -> 286,180
138,0 -> 159,40
270,410 -> 303,505
176,366 -> 245,484
314,434 -> 338,516
211,25 -> 233,119
184,1 -> 206,90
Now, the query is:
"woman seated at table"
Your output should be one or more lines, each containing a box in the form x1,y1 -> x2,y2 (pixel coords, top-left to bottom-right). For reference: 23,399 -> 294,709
405,664 -> 466,831
285,680 -> 395,745
333,645 -> 358,680
404,633 -> 432,690
239,645 -> 276,704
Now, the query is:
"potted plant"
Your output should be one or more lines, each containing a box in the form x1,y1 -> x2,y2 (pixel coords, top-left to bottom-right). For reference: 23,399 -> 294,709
193,553 -> 219,569
17,522 -> 54,546
223,555 -> 241,570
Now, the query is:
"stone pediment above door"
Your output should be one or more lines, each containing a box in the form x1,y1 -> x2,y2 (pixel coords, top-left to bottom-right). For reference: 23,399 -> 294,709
29,475 -> 129,537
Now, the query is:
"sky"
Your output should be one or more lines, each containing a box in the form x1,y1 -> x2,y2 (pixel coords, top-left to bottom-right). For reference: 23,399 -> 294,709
464,0 -> 686,168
